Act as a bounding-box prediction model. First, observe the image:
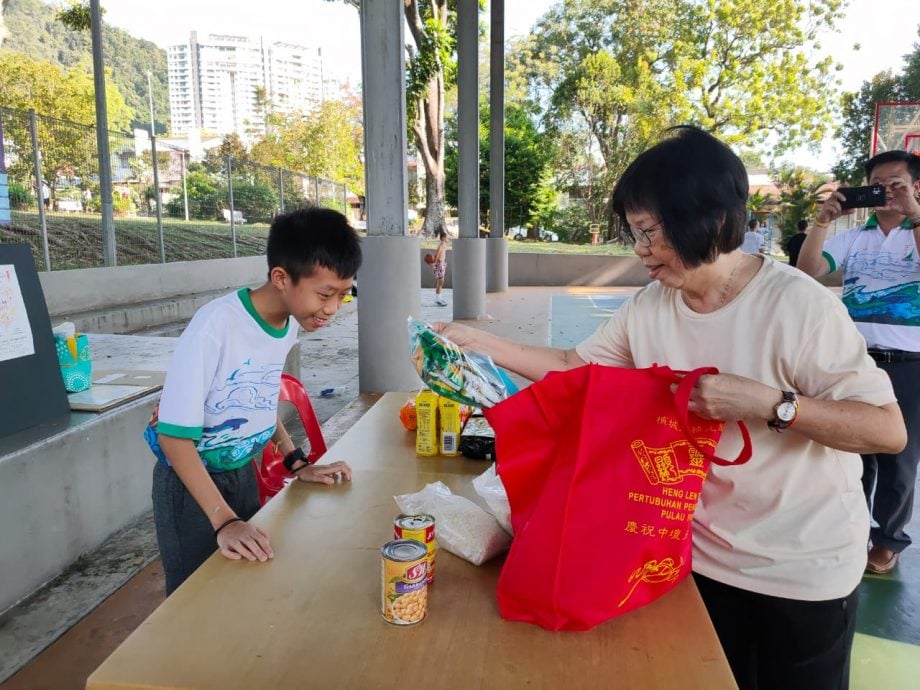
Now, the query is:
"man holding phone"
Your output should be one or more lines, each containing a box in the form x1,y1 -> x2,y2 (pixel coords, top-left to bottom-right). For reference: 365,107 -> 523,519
798,150 -> 920,574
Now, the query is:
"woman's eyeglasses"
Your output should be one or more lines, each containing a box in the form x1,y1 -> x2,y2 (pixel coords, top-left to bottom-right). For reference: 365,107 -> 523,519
630,221 -> 664,246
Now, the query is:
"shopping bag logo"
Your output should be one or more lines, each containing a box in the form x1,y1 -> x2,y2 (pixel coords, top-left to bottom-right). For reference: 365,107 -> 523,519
619,557 -> 685,607
630,438 -> 715,485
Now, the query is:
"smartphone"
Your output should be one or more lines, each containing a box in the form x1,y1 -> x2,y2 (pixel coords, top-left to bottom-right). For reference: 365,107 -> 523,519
838,184 -> 886,210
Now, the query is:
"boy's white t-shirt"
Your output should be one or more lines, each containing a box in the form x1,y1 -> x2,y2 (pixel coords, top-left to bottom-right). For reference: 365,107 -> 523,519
145,288 -> 300,471
575,258 -> 895,601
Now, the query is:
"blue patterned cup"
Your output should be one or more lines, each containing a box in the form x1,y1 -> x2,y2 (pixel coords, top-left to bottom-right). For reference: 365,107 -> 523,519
55,333 -> 92,393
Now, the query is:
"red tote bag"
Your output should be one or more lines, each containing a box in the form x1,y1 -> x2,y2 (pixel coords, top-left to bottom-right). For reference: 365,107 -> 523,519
484,364 -> 752,632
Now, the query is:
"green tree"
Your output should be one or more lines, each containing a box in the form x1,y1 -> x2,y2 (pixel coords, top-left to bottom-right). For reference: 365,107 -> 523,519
0,51 -> 132,202
165,169 -> 219,220
404,0 -> 475,237
228,177 -> 277,224
832,33 -> 920,184
204,133 -> 251,175
774,166 -> 828,240
444,104 -> 551,233
527,0 -> 845,241
4,0 -> 170,133
250,93 -> 365,195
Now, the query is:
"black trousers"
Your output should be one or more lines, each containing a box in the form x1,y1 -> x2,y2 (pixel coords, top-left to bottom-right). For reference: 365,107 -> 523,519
152,461 -> 261,594
693,573 -> 858,690
862,358 -> 920,553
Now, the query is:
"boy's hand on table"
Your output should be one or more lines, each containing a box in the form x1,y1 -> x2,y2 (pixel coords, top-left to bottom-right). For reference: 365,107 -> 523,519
217,520 -> 274,562
295,460 -> 352,484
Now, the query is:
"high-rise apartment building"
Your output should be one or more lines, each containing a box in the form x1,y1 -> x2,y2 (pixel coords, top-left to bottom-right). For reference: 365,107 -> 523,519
167,32 -> 323,138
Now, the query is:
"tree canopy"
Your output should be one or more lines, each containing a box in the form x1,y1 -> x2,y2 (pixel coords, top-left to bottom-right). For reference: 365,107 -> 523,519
3,0 -> 170,133
521,0 -> 845,239
832,29 -> 920,185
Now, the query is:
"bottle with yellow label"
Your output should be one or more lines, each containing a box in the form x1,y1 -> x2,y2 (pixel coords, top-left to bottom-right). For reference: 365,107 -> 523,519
415,389 -> 439,456
438,396 -> 462,456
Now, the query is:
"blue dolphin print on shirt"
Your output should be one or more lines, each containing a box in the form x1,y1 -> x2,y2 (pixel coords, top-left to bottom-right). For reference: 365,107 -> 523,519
203,418 -> 248,434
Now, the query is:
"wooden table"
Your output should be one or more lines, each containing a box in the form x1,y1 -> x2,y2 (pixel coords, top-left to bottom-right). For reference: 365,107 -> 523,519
87,393 -> 737,690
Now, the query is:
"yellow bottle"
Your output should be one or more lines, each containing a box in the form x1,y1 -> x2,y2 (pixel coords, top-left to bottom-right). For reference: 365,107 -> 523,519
415,389 -> 439,457
438,397 -> 462,456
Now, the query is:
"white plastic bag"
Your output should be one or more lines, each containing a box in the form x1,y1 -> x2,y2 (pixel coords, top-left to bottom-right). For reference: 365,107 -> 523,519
394,481 -> 511,565
472,463 -> 513,535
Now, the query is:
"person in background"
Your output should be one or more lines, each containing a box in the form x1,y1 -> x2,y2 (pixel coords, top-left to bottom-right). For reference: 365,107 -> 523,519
146,208 -> 359,594
796,149 -> 920,575
784,219 -> 809,268
741,218 -> 765,254
432,229 -> 449,307
435,126 -> 905,690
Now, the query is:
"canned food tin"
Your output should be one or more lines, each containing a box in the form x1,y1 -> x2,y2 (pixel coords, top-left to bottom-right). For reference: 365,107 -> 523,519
381,539 -> 428,625
394,514 -> 437,584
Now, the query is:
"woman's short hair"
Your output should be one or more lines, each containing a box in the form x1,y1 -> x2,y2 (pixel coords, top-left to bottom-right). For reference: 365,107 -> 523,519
612,126 -> 748,267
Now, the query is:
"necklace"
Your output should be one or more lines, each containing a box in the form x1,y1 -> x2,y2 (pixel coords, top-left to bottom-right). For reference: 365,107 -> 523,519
719,253 -> 747,307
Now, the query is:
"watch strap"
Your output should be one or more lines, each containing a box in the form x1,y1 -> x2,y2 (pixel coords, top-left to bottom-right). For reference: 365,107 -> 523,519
282,446 -> 309,472
768,390 -> 799,432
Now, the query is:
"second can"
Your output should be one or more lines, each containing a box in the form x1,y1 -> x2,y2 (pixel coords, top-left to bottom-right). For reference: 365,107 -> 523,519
394,513 -> 437,584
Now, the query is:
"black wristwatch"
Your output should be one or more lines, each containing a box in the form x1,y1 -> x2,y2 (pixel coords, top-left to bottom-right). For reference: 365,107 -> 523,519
283,447 -> 310,472
768,391 -> 799,432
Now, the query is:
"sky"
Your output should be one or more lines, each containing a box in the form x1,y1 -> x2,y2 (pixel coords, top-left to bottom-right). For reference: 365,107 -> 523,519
93,0 -> 920,171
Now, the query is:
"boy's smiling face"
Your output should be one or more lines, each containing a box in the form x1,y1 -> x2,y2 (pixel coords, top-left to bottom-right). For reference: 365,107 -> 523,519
278,265 -> 354,332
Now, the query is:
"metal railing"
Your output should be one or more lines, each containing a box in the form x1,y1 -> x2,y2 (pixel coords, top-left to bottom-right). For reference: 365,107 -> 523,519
0,107 -> 354,271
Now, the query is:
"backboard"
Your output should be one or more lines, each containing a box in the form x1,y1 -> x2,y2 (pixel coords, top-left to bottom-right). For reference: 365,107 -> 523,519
872,102 -> 920,156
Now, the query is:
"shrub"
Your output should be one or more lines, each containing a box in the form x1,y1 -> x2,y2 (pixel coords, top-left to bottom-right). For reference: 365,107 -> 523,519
8,181 -> 35,209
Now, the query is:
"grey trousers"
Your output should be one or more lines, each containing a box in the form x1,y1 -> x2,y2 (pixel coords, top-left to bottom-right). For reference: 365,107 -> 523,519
152,461 -> 260,594
862,359 -> 920,553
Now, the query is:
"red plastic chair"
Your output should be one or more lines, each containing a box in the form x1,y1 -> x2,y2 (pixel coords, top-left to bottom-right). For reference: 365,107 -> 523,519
254,374 -> 328,504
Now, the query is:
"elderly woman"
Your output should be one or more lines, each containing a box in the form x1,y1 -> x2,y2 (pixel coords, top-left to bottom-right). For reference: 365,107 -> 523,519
436,127 -> 905,690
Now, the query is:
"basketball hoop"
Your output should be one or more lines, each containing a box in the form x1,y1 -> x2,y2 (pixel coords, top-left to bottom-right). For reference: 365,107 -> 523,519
872,102 -> 920,156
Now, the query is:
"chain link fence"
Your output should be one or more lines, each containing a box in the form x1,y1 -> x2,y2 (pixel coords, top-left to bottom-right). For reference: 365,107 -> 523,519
0,107 -> 354,271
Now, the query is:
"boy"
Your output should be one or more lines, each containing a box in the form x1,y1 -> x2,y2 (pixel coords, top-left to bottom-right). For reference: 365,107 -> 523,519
146,207 -> 360,593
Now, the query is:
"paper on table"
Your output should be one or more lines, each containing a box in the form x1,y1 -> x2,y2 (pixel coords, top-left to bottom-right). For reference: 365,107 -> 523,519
68,384 -> 151,411
0,264 -> 35,363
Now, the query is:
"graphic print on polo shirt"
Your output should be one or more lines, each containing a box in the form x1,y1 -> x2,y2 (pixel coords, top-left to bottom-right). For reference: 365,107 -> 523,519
842,250 -> 920,327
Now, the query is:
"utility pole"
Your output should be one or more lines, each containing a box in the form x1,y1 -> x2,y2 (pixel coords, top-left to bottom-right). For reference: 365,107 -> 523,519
90,0 -> 116,266
147,71 -> 156,136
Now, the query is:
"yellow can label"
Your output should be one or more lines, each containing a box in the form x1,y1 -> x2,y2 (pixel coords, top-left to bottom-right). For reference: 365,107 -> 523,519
438,397 -> 462,456
381,540 -> 429,625
415,389 -> 439,457
394,515 -> 437,584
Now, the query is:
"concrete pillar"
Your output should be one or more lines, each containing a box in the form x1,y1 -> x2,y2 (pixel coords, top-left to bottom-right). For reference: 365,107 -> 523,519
487,0 -> 508,293
358,237 -> 422,392
454,0 -> 486,319
357,0 -> 421,392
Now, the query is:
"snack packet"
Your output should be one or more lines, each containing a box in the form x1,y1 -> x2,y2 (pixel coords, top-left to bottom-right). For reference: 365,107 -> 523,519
407,317 -> 508,408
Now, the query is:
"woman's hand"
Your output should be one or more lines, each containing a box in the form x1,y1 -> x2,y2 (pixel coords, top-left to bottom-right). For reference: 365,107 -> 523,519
295,460 -> 352,485
430,321 -> 484,350
216,520 -> 274,562
672,373 -> 775,422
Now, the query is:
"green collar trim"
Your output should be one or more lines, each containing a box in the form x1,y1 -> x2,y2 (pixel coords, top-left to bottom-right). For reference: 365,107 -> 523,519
863,213 -> 912,230
237,288 -> 289,339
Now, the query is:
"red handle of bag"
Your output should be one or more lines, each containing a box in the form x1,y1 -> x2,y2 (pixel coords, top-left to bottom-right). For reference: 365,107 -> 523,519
672,366 -> 753,467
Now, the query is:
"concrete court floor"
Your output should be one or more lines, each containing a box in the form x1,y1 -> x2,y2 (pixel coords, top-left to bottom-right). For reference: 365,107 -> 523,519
2,285 -> 920,689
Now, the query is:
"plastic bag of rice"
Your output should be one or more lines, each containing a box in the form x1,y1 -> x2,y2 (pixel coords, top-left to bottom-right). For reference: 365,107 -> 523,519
394,481 -> 511,565
472,463 -> 512,535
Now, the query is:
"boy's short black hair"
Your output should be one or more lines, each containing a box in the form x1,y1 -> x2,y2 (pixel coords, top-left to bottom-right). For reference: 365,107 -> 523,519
612,126 -> 748,268
864,150 -> 920,182
747,218 -> 759,230
266,207 -> 362,283
797,219 -> 809,232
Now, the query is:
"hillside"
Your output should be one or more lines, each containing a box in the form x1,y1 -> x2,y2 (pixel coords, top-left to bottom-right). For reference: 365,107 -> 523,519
1,0 -> 169,133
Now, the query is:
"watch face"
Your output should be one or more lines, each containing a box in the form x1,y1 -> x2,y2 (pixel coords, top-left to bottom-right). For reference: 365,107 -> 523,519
777,401 -> 797,422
